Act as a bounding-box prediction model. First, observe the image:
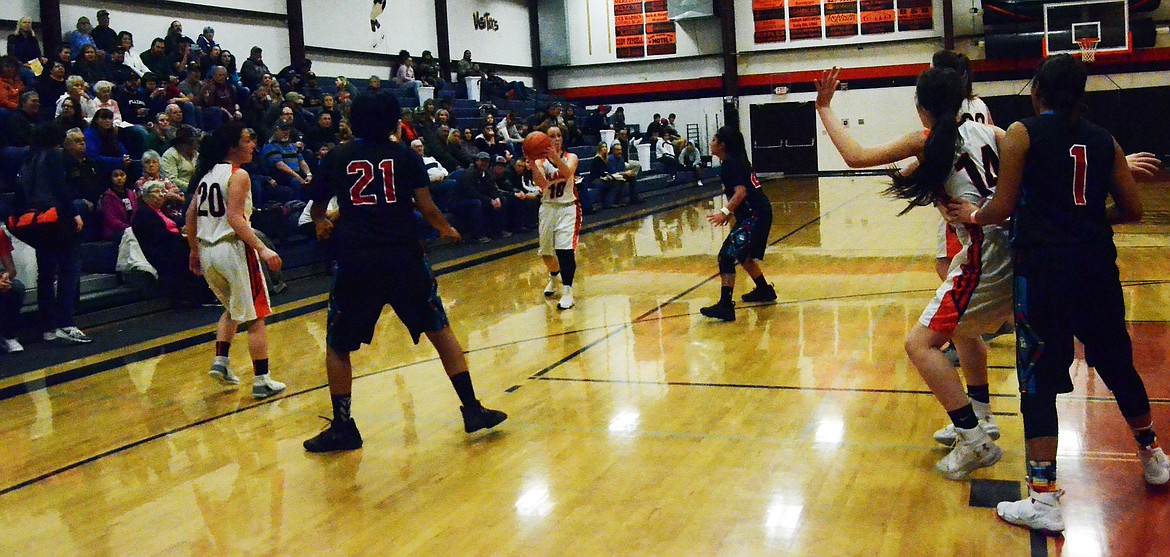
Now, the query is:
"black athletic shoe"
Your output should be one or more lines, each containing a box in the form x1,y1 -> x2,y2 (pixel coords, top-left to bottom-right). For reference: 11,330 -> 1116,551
700,300 -> 736,321
741,284 -> 777,303
303,417 -> 363,453
462,404 -> 508,433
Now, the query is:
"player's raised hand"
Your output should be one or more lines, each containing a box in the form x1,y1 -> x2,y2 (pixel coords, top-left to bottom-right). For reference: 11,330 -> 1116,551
259,247 -> 283,272
814,67 -> 842,108
1126,152 -> 1161,180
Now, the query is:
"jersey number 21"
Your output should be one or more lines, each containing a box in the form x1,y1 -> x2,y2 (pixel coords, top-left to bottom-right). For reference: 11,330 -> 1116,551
348,159 -> 397,206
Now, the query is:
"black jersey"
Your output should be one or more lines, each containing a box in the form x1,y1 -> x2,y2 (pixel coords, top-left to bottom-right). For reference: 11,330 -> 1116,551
720,159 -> 772,221
1011,113 -> 1117,248
312,139 -> 428,264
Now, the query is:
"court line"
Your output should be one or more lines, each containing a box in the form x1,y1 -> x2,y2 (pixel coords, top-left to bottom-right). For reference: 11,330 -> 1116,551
531,375 -> 1023,399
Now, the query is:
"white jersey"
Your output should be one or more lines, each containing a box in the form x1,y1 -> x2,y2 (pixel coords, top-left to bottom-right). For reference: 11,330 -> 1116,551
195,163 -> 251,244
540,154 -> 578,205
960,97 -> 992,126
945,121 -> 999,206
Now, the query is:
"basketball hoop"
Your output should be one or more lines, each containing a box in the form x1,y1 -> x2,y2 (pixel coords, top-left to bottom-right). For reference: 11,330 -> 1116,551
1077,37 -> 1101,62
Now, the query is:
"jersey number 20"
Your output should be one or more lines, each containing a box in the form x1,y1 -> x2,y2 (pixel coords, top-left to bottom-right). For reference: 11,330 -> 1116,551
196,182 -> 226,217
348,159 -> 397,206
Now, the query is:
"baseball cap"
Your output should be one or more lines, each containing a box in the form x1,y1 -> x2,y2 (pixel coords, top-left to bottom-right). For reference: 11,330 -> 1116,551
284,92 -> 303,104
275,120 -> 294,130
476,152 -> 491,161
494,155 -> 507,164
97,10 -> 109,17
77,16 -> 91,24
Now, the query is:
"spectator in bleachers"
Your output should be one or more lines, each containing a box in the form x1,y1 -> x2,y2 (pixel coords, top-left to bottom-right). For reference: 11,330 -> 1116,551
417,50 -> 445,89
98,167 -> 137,241
132,180 -> 213,307
57,76 -> 95,121
15,126 -> 91,342
416,98 -> 437,129
647,113 -> 662,137
606,142 -> 640,206
489,155 -> 525,232
411,138 -> 454,207
35,61 -> 67,120
0,227 -> 23,353
424,125 -> 459,172
456,128 -> 479,164
161,125 -> 199,190
261,121 -> 309,202
53,45 -> 75,75
117,32 -> 152,78
500,158 -> 538,231
168,38 -> 195,78
240,46 -> 270,91
454,49 -> 485,83
113,73 -> 148,126
179,64 -> 203,99
434,107 -> 452,132
140,38 -> 170,78
450,152 -> 495,243
200,66 -> 241,131
679,141 -> 702,180
464,151 -> 514,240
163,21 -> 189,58
199,45 -> 221,78
135,149 -> 183,220
262,94 -> 309,139
278,58 -> 312,86
52,98 -> 87,136
63,17 -> 96,59
533,103 -> 564,132
143,112 -> 172,158
84,109 -> 133,178
197,26 -> 218,56
367,75 -> 385,95
334,76 -> 357,103
89,80 -> 123,123
102,47 -> 136,85
612,107 -> 626,131
583,105 -> 611,138
563,105 -> 583,147
91,10 -> 118,55
8,17 -> 45,72
163,103 -> 194,135
497,112 -> 524,154
218,50 -> 243,88
585,142 -> 610,207
72,45 -> 104,87
6,91 -> 39,147
302,72 -> 324,110
0,57 -> 23,113
320,94 -> 341,128
475,124 -> 508,161
396,108 -> 421,143
304,111 -> 338,152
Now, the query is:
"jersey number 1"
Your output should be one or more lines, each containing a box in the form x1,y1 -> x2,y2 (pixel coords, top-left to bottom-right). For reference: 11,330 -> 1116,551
1069,145 -> 1088,206
348,159 -> 397,206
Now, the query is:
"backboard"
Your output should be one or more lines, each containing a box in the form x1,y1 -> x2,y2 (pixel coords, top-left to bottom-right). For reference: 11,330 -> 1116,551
1043,0 -> 1130,58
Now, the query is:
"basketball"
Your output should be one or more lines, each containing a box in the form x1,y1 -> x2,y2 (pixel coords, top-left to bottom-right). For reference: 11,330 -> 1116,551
523,131 -> 552,161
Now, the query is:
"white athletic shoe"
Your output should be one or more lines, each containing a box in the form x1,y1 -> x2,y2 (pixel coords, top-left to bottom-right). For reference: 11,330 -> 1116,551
1140,446 -> 1170,485
252,375 -> 287,399
43,330 -> 59,342
936,426 -> 1003,480
209,361 -> 240,385
997,489 -> 1065,535
544,276 -> 560,298
934,415 -> 1001,446
558,286 -> 574,310
2,338 -> 23,353
56,327 -> 93,343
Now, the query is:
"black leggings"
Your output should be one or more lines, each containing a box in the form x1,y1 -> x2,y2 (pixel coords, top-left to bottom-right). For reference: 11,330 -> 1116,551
556,249 -> 576,286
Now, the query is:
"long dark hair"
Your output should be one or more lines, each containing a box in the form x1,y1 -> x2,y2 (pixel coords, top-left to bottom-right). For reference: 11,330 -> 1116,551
885,68 -> 965,216
1032,54 -> 1086,125
931,50 -> 973,99
714,125 -> 751,171
191,122 -> 251,193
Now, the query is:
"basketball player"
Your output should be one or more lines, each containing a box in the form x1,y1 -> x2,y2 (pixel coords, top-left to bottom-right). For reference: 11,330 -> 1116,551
531,125 -> 581,310
816,66 -> 1008,479
369,0 -> 387,47
303,93 -> 506,453
185,123 -> 288,400
946,54 -> 1169,534
699,126 -> 775,322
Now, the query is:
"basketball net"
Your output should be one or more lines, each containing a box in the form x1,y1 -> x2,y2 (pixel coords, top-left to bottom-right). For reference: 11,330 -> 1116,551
1077,37 -> 1101,63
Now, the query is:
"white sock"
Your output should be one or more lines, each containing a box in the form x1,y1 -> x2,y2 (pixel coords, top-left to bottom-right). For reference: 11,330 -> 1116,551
971,399 -> 991,419
214,355 -> 229,367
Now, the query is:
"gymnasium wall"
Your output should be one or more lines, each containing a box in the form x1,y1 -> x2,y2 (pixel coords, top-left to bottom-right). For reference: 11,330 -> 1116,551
448,0 -> 533,68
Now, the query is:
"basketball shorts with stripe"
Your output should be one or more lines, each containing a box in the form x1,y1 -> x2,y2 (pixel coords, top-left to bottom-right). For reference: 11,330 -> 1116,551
935,218 -> 962,260
538,202 -> 581,255
919,223 -> 1012,337
200,240 -> 271,324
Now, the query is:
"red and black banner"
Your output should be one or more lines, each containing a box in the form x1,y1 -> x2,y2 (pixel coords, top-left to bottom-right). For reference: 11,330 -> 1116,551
897,0 -> 933,31
644,0 -> 677,55
753,0 -> 787,44
860,0 -> 896,34
788,0 -> 824,40
825,0 -> 860,38
615,0 -> 645,58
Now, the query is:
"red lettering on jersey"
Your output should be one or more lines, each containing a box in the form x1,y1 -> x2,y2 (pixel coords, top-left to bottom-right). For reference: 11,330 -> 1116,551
750,173 -> 763,189
1069,144 -> 1088,206
347,159 -> 398,206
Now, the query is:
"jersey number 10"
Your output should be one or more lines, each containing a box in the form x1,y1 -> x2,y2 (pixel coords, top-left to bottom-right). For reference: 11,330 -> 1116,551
196,182 -> 226,217
348,159 -> 397,206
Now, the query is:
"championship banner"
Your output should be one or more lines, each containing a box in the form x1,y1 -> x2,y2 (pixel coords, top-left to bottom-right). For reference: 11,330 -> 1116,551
860,0 -> 896,34
896,0 -> 933,31
644,0 -> 677,55
753,0 -> 787,44
825,0 -> 860,38
615,0 -> 646,58
788,0 -> 824,40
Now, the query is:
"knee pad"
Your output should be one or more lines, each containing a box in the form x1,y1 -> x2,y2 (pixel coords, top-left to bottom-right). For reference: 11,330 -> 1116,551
1020,391 -> 1059,440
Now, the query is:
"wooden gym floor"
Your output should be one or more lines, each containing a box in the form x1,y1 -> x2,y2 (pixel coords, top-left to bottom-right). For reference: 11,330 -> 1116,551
2,176 -> 1169,556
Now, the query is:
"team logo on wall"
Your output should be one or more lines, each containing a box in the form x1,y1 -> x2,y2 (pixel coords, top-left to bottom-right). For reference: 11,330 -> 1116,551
614,0 -> 676,58
752,0 -> 930,43
473,11 -> 500,31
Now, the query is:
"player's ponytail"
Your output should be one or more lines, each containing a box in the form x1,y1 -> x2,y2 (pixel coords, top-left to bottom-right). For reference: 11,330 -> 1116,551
1032,54 -> 1086,129
192,122 -> 251,193
885,68 -> 965,216
714,126 -> 752,172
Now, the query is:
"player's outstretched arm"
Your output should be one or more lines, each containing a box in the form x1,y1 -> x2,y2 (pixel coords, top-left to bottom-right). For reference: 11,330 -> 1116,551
415,187 -> 461,242
815,68 -> 925,168
225,169 -> 282,271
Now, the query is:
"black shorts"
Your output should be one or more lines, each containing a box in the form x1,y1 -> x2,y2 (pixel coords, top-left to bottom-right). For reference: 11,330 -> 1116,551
1014,243 -> 1131,395
326,253 -> 449,352
720,212 -> 772,264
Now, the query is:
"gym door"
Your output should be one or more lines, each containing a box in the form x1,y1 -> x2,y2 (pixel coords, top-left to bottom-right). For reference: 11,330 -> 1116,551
749,102 -> 817,175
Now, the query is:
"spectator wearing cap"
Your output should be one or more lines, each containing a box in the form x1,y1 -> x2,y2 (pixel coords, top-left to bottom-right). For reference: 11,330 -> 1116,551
101,47 -> 137,86
496,112 -> 524,156
91,10 -> 118,54
457,151 -> 514,242
240,46 -> 270,91
63,17 -> 97,59
302,72 -> 324,109
197,26 -> 218,56
199,66 -> 240,131
474,123 -> 508,162
261,121 -> 310,202
139,38 -> 170,77
263,92 -> 309,138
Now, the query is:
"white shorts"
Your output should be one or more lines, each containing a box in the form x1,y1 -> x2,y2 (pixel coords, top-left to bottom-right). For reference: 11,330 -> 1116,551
919,223 -> 1012,338
200,240 -> 271,323
935,218 -> 962,260
538,202 -> 581,255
